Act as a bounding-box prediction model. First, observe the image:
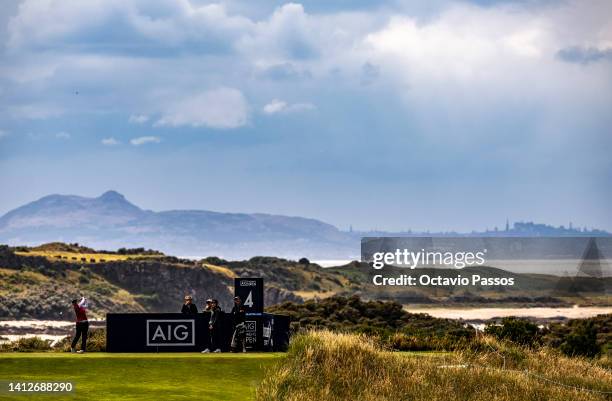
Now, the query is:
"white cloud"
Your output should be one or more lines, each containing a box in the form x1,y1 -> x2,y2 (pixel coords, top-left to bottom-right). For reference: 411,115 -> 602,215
238,3 -> 314,60
363,10 -> 549,86
101,137 -> 120,146
355,2 -> 612,144
6,0 -> 253,51
235,3 -> 380,73
263,99 -> 287,114
128,114 -> 149,124
361,3 -> 612,91
1,60 -> 59,83
7,104 -> 63,120
130,136 -> 160,146
155,88 -> 248,129
55,131 -> 70,139
263,99 -> 315,115
2,0 -> 611,143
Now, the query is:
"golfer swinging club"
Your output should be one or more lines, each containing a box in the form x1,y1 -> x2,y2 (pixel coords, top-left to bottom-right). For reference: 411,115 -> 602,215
71,297 -> 89,353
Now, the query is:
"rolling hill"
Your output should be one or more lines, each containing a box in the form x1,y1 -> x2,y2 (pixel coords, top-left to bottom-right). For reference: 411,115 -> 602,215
0,243 -> 609,320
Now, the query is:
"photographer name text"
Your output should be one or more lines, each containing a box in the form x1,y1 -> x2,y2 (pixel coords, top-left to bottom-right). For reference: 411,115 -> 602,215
369,248 -> 514,287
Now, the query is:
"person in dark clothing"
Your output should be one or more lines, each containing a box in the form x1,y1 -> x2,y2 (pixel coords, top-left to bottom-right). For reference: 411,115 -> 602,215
201,299 -> 213,352
181,295 -> 198,314
230,296 -> 247,353
202,299 -> 222,353
71,297 -> 89,353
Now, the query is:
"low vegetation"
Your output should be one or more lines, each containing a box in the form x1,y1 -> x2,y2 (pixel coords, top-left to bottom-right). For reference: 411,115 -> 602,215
486,315 -> 611,358
57,328 -> 107,352
14,242 -> 165,264
0,336 -> 53,352
256,331 -> 612,401
267,295 -> 475,351
546,314 -> 610,357
269,296 -> 611,357
203,255 -> 354,295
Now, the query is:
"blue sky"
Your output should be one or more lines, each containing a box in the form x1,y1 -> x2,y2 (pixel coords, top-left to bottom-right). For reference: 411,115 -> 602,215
0,0 -> 611,232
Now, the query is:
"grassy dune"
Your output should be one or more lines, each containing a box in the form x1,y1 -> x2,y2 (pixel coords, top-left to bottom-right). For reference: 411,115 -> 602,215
1,335 -> 610,400
256,331 -> 612,401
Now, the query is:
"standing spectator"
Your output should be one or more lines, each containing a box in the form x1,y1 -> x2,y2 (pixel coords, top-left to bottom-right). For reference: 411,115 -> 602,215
230,296 -> 247,353
181,295 -> 198,314
203,299 -> 213,313
71,297 -> 89,353
203,299 -> 222,353
201,299 -> 213,353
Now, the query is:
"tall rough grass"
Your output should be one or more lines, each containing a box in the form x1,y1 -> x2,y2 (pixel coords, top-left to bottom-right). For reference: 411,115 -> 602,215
0,336 -> 53,352
0,328 -> 107,352
257,330 -> 611,401
56,328 -> 107,352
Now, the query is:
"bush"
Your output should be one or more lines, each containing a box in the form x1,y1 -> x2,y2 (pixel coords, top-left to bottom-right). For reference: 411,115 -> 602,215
116,247 -> 163,255
544,314 -> 609,358
389,332 -> 436,351
54,328 -> 106,352
558,321 -> 600,358
202,256 -> 229,266
484,317 -> 542,347
0,336 -> 53,352
267,296 -> 475,351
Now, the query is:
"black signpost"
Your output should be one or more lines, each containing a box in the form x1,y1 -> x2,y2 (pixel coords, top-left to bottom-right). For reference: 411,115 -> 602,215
106,278 -> 289,353
234,277 -> 264,313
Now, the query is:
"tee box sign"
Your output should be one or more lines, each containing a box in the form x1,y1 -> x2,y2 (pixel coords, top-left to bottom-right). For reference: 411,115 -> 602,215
146,319 -> 195,346
234,278 -> 264,314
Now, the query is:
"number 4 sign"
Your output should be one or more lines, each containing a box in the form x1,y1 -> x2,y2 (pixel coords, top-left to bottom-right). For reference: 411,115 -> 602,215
244,291 -> 253,307
235,278 -> 264,313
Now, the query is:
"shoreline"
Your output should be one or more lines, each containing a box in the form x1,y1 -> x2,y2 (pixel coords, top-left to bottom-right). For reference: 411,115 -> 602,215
405,305 -> 611,320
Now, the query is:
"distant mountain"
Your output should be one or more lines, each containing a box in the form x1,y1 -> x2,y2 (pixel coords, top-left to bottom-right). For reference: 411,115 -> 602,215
0,191 -> 145,229
0,191 -> 609,259
0,191 -> 355,259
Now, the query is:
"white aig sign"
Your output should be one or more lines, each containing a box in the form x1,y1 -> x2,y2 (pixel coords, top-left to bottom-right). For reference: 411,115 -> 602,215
245,320 -> 257,347
146,319 -> 195,346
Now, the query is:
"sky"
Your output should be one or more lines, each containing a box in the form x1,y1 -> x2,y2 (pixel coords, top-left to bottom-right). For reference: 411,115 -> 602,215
0,0 -> 611,232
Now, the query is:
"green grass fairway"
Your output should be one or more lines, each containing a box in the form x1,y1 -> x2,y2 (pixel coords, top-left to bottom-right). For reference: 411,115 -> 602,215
0,353 -> 284,401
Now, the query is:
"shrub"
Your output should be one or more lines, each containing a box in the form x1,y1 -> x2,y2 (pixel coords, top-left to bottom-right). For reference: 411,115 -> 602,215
544,314 -> 609,358
202,256 -> 229,266
0,336 -> 53,352
388,332 -> 436,351
484,317 -> 542,347
267,296 -> 475,351
55,328 -> 106,352
559,321 -> 600,358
